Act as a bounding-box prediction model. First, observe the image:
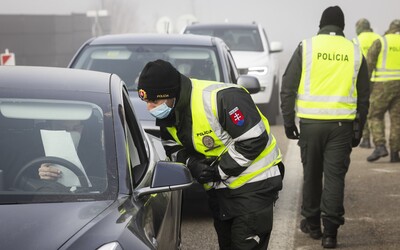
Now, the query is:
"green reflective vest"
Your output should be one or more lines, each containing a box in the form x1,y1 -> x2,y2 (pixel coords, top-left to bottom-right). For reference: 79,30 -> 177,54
371,34 -> 400,82
167,79 -> 282,190
296,35 -> 362,120
353,32 -> 381,58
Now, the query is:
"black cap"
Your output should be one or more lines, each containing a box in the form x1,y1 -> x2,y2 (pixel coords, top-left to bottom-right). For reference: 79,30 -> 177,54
137,59 -> 181,101
319,6 -> 345,30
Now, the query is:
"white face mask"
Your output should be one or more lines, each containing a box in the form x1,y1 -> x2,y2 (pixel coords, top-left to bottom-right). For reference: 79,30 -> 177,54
149,100 -> 174,119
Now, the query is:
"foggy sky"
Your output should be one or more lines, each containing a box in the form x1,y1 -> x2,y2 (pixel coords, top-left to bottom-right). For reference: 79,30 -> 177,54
1,0 -> 399,70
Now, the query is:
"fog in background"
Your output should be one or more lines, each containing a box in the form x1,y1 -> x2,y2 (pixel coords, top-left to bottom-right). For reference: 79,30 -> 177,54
1,0 -> 399,70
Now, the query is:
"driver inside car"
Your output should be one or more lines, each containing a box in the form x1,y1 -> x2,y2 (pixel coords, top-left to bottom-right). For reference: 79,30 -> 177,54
38,120 -> 83,181
37,118 -> 106,187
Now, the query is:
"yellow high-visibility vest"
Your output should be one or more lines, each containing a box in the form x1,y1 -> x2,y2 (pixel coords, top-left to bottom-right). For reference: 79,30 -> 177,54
371,34 -> 400,82
296,35 -> 362,120
167,79 -> 282,190
353,32 -> 381,58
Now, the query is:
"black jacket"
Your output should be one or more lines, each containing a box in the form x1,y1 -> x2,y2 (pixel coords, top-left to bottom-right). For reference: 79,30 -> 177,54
159,75 -> 282,219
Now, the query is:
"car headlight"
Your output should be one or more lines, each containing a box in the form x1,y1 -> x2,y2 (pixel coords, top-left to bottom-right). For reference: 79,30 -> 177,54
97,242 -> 123,250
247,66 -> 268,76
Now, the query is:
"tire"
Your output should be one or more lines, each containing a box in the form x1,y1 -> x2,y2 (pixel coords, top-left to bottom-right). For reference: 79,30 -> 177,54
258,78 -> 279,125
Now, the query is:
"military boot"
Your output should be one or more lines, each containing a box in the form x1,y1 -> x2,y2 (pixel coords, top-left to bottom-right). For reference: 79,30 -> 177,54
367,145 -> 388,162
391,150 -> 400,163
359,138 -> 371,148
300,218 -> 322,239
322,235 -> 337,249
322,219 -> 338,249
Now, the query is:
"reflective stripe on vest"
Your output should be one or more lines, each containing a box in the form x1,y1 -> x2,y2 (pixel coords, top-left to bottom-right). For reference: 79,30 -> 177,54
168,79 -> 281,190
371,34 -> 400,82
354,32 -> 381,58
296,35 -> 361,120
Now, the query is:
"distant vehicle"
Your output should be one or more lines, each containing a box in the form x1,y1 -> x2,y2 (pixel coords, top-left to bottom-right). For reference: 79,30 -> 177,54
182,22 -> 283,125
0,66 -> 193,250
68,33 -> 260,137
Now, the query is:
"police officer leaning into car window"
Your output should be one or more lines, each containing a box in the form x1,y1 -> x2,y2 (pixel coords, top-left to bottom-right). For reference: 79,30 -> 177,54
280,6 -> 370,249
137,59 -> 284,250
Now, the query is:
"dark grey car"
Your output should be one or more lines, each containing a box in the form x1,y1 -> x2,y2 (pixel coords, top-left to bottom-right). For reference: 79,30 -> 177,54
0,66 -> 192,249
68,33 -> 259,137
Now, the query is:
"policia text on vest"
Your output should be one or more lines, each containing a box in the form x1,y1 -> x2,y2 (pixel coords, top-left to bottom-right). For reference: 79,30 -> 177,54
317,52 -> 349,61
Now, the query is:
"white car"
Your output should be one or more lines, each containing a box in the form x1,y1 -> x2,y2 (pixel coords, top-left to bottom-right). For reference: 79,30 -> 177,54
183,22 -> 283,125
68,33 -> 260,136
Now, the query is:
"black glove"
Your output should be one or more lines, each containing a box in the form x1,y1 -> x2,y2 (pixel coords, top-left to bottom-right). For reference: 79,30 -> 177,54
277,161 -> 285,180
186,156 -> 217,181
284,125 -> 300,139
352,137 -> 361,148
198,164 -> 221,184
352,116 -> 361,147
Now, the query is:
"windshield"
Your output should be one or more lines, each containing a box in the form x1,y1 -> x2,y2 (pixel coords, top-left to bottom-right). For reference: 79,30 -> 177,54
185,26 -> 264,52
0,98 -> 114,204
72,44 -> 222,91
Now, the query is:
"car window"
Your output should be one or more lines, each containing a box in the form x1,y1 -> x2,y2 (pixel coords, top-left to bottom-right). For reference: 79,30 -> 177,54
71,44 -> 223,90
225,49 -> 240,83
0,98 -> 113,203
185,26 -> 264,52
122,91 -> 150,186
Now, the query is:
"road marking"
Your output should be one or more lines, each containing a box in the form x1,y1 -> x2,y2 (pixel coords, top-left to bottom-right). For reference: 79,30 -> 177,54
269,140 -> 303,250
371,168 -> 399,173
345,216 -> 375,222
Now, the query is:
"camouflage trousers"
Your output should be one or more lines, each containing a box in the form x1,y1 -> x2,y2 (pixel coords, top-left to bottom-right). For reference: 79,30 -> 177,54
368,80 -> 400,151
362,82 -> 375,139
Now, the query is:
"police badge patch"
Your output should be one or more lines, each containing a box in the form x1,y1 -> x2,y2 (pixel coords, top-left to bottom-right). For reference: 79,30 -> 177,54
138,89 -> 147,100
229,107 -> 245,126
202,135 -> 215,149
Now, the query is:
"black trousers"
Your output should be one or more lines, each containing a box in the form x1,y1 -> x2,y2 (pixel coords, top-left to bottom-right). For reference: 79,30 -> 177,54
213,203 -> 273,250
298,121 -> 352,227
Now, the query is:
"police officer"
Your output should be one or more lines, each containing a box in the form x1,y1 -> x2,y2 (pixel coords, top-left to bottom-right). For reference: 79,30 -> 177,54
353,18 -> 382,149
366,20 -> 400,163
137,59 -> 283,250
280,6 -> 370,248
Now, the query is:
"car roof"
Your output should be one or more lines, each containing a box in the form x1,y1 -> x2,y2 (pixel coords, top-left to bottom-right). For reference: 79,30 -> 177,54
87,33 -> 220,47
0,66 -> 111,94
184,23 -> 259,30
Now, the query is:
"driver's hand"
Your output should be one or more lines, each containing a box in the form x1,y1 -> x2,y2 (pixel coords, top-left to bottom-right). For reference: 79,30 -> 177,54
38,164 -> 62,180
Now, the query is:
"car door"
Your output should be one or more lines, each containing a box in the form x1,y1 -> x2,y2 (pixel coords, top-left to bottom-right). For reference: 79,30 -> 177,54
121,90 -> 182,249
225,47 -> 241,83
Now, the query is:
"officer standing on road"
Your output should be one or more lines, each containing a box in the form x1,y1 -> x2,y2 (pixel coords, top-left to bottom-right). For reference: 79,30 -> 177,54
366,19 -> 400,163
137,59 -> 284,250
280,6 -> 370,249
353,18 -> 382,149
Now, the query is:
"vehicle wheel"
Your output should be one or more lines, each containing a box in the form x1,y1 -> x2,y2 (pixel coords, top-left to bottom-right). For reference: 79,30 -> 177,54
259,79 -> 279,125
265,79 -> 280,125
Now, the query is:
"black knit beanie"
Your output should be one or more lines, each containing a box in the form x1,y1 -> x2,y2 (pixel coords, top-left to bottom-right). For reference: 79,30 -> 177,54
138,59 -> 181,101
319,6 -> 345,30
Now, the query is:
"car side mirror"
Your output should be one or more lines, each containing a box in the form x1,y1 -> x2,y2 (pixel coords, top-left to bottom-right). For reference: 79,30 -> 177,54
237,75 -> 261,94
135,161 -> 193,198
270,41 -> 283,53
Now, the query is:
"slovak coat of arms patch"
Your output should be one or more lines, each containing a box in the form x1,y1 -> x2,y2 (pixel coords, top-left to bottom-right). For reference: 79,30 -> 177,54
229,107 -> 244,126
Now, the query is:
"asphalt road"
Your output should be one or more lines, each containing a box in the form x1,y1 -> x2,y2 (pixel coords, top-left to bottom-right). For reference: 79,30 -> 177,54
180,123 -> 400,250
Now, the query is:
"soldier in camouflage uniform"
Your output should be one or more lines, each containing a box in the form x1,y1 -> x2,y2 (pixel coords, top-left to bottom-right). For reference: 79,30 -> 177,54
366,20 -> 400,163
353,18 -> 381,148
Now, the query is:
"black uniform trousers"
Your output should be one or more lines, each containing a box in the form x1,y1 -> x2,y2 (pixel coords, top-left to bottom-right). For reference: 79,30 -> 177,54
298,121 -> 352,228
213,203 -> 273,250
